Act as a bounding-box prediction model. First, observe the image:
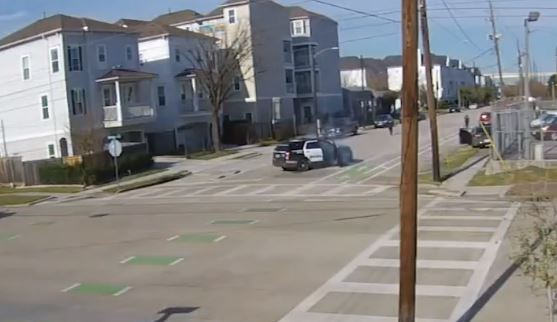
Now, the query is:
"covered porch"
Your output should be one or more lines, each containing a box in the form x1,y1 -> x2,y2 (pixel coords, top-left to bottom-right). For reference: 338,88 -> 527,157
176,69 -> 210,116
96,68 -> 157,128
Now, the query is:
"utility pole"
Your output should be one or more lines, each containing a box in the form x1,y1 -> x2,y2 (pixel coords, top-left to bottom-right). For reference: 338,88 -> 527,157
360,55 -> 367,126
1,120 -> 13,184
488,0 -> 505,90
399,0 -> 419,320
517,40 -> 524,97
419,0 -> 441,182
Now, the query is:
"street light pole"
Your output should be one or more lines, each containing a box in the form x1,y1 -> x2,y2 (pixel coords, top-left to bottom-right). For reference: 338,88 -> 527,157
312,46 -> 339,137
522,11 -> 540,159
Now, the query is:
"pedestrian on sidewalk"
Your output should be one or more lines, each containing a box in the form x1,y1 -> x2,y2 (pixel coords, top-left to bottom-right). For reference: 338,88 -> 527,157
464,114 -> 470,128
388,123 -> 393,136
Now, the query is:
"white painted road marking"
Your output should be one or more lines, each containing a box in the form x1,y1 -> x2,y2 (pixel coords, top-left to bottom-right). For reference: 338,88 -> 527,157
113,286 -> 132,297
61,283 -> 81,293
120,256 -> 136,264
277,197 -> 518,322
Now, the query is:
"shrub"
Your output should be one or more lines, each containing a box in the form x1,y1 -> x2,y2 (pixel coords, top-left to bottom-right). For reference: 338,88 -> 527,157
38,152 -> 154,185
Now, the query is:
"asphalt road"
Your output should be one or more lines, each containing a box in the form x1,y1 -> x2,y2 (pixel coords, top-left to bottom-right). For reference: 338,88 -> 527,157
0,108 -> 515,322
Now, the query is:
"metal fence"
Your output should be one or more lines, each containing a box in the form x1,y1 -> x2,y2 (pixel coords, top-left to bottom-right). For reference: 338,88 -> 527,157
488,100 -> 557,172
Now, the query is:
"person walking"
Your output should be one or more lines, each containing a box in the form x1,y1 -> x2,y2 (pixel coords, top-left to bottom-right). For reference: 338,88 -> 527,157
464,114 -> 470,128
388,122 -> 394,136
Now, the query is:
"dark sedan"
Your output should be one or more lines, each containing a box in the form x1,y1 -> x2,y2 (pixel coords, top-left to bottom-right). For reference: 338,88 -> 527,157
373,114 -> 394,128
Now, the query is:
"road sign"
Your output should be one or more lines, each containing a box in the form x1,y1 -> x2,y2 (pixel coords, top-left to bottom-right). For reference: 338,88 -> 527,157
108,139 -> 122,158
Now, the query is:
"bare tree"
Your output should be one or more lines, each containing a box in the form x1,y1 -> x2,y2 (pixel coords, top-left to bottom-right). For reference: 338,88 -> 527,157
513,199 -> 557,322
185,26 -> 254,152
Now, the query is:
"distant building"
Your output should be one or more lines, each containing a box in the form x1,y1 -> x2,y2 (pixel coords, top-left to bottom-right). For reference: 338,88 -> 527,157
387,50 -> 476,103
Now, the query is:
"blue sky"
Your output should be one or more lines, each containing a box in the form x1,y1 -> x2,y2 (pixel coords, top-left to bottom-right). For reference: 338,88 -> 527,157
1,0 -> 557,75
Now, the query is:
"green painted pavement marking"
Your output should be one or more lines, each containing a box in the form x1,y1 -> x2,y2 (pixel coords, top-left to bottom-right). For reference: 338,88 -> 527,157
121,255 -> 184,266
211,219 -> 257,225
168,234 -> 225,243
63,283 -> 131,296
0,234 -> 19,241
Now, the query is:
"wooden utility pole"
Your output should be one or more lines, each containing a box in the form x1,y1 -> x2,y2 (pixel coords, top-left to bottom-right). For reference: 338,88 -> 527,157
399,0 -> 419,320
488,0 -> 505,90
361,55 -> 367,125
517,40 -> 524,97
420,0 -> 440,182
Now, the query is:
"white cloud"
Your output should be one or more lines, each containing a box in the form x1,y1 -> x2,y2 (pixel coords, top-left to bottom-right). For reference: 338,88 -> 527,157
0,11 -> 26,22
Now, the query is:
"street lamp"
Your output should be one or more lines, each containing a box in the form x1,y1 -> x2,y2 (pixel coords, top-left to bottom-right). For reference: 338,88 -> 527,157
522,11 -> 540,158
312,46 -> 339,137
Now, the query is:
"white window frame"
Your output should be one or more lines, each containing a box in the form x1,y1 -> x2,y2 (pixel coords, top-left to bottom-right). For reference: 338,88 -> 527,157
21,55 -> 30,80
40,93 -> 50,120
102,85 -> 115,107
47,143 -> 56,159
70,88 -> 86,115
126,45 -> 133,61
97,44 -> 107,66
68,45 -> 83,72
228,9 -> 237,24
233,76 -> 241,92
49,47 -> 60,74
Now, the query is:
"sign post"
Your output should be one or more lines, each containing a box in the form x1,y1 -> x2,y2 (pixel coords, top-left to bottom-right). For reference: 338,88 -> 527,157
108,136 -> 123,190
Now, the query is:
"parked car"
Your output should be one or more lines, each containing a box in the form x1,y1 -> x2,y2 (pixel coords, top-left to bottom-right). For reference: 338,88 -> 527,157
470,126 -> 491,148
373,114 -> 395,128
530,113 -> 557,128
449,105 -> 461,113
323,117 -> 359,138
532,118 -> 557,141
418,111 -> 427,121
272,139 -> 354,171
479,112 -> 491,125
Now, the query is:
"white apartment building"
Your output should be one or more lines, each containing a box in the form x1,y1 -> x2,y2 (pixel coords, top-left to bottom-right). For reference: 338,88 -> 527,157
116,20 -> 215,154
387,50 -> 475,103
0,15 -> 156,161
152,0 -> 342,138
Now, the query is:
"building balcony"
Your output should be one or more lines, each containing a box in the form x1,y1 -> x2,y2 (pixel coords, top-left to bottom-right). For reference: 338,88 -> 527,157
96,68 -> 158,129
103,103 -> 155,128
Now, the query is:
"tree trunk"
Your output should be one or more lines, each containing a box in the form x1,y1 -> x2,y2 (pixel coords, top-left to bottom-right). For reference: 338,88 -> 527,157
211,113 -> 221,152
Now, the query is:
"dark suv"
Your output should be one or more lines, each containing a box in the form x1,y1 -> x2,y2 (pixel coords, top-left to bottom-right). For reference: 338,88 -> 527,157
272,139 -> 353,171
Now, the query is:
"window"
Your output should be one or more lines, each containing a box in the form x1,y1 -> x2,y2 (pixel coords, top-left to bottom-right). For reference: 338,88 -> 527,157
157,86 -> 166,106
122,84 -> 135,105
40,94 -> 49,120
97,45 -> 106,64
303,105 -> 313,123
67,45 -> 83,71
291,19 -> 309,36
295,71 -> 312,94
273,97 -> 281,120
70,88 -> 86,115
47,144 -> 56,158
126,46 -> 133,61
293,45 -> 310,67
50,48 -> 59,73
283,40 -> 292,63
228,9 -> 236,24
102,86 -> 114,107
285,69 -> 294,93
306,141 -> 319,149
245,113 -> 252,121
21,56 -> 30,80
59,138 -> 69,157
233,76 -> 241,91
175,48 -> 181,62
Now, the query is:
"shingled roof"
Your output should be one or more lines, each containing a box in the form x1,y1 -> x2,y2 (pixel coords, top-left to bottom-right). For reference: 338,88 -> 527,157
152,9 -> 203,25
130,22 -> 215,40
115,18 -> 149,28
288,6 -> 333,22
0,14 -> 131,49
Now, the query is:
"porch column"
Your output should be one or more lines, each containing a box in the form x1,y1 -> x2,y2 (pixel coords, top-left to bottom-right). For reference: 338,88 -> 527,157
192,77 -> 199,112
114,80 -> 123,121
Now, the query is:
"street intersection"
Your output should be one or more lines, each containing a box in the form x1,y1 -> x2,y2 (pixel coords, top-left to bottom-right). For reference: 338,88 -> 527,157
0,108 -> 524,322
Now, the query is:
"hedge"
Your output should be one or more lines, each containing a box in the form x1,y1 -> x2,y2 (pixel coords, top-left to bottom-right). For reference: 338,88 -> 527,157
38,152 -> 154,185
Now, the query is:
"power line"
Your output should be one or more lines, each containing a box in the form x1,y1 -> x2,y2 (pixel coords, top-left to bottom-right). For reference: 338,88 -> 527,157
340,32 -> 400,44
309,0 -> 400,23
439,0 -> 483,50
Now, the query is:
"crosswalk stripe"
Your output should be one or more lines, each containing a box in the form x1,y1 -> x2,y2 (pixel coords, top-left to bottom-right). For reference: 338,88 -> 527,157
214,185 -> 248,196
